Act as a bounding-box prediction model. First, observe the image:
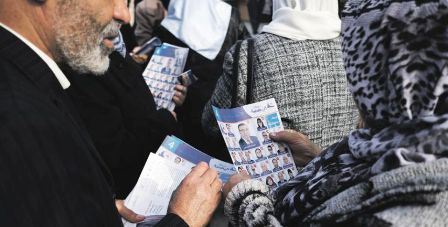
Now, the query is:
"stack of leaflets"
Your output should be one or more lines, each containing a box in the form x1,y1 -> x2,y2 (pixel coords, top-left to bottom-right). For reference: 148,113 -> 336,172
142,43 -> 197,111
213,98 -> 299,190
123,136 -> 235,227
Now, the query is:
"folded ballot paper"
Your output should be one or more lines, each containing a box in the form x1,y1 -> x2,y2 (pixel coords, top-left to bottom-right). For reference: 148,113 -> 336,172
213,98 -> 299,191
142,43 -> 197,111
123,136 -> 235,227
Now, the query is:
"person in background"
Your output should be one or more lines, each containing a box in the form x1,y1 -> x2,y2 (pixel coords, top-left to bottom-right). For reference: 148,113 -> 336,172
154,0 -> 247,161
223,0 -> 448,226
203,0 -> 358,153
134,0 -> 168,46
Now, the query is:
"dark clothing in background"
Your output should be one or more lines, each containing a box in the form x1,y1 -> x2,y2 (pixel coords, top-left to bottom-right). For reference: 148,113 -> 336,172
0,27 -> 122,226
65,52 -> 179,199
247,0 -> 273,32
134,0 -> 166,46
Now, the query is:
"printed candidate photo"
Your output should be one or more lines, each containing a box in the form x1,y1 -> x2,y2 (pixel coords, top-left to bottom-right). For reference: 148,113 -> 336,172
260,161 -> 272,176
238,151 -> 249,165
230,152 -> 241,165
243,150 -> 256,164
265,175 -> 278,190
276,170 -> 288,185
237,121 -> 260,150
277,143 -> 289,155
248,163 -> 261,178
254,148 -> 267,162
256,117 -> 268,131
282,154 -> 294,169
260,130 -> 272,145
266,144 -> 278,158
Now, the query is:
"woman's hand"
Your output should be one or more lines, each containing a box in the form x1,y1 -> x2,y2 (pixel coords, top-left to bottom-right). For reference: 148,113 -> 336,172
270,130 -> 321,167
222,173 -> 251,199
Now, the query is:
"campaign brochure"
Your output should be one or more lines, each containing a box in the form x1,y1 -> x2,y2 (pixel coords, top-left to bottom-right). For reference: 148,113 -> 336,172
213,98 -> 299,190
142,43 -> 190,111
123,153 -> 191,227
123,136 -> 235,227
156,135 -> 235,183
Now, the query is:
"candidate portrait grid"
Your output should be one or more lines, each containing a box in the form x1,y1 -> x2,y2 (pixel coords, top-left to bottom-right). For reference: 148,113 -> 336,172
220,115 -> 298,189
143,56 -> 181,110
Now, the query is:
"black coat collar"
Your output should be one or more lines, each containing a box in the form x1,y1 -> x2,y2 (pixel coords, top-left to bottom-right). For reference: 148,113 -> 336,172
0,26 -> 116,190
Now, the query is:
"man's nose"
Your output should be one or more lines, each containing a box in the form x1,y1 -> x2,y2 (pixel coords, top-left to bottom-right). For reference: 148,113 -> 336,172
113,0 -> 130,24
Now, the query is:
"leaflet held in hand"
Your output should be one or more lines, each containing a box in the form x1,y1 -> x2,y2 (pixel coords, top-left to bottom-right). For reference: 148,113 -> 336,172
142,43 -> 190,111
213,98 -> 299,190
123,136 -> 235,226
156,135 -> 235,183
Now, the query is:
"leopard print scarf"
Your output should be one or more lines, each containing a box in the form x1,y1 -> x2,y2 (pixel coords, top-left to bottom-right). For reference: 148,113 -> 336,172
275,0 -> 448,225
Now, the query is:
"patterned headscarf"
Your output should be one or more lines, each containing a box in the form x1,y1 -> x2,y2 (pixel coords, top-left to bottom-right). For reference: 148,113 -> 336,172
275,0 -> 448,225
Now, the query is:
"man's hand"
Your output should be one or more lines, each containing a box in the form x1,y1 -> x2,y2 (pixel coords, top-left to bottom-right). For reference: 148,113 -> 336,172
173,84 -> 187,107
168,162 -> 222,227
222,173 -> 250,199
115,199 -> 145,223
170,111 -> 177,121
130,46 -> 149,64
270,130 -> 321,167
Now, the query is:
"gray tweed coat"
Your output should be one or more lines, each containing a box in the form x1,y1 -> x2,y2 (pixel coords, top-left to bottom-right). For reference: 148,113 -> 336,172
202,33 -> 358,149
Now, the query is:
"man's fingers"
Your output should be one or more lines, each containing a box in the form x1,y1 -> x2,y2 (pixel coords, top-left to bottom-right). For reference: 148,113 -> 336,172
201,168 -> 219,184
174,91 -> 183,98
173,96 -> 180,104
211,178 -> 223,192
175,85 -> 187,93
115,200 -> 145,223
188,162 -> 209,177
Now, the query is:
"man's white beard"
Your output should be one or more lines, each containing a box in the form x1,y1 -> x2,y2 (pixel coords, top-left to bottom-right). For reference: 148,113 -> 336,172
53,3 -> 121,75
62,42 -> 111,75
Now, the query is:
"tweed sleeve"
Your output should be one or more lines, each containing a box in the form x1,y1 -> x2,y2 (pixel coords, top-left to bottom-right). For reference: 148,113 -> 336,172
224,180 -> 283,227
201,40 -> 249,139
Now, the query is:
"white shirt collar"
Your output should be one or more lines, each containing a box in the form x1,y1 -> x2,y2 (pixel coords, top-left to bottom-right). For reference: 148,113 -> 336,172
0,23 -> 70,89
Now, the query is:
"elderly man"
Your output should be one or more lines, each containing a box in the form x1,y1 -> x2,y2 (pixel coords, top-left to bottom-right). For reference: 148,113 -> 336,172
0,0 -> 220,226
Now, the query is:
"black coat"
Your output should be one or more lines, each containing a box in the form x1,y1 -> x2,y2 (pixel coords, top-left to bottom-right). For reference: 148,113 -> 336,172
0,27 -> 122,226
65,52 -> 179,199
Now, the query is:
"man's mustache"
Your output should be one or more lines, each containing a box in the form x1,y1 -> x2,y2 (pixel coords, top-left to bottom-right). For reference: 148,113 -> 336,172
101,20 -> 121,39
